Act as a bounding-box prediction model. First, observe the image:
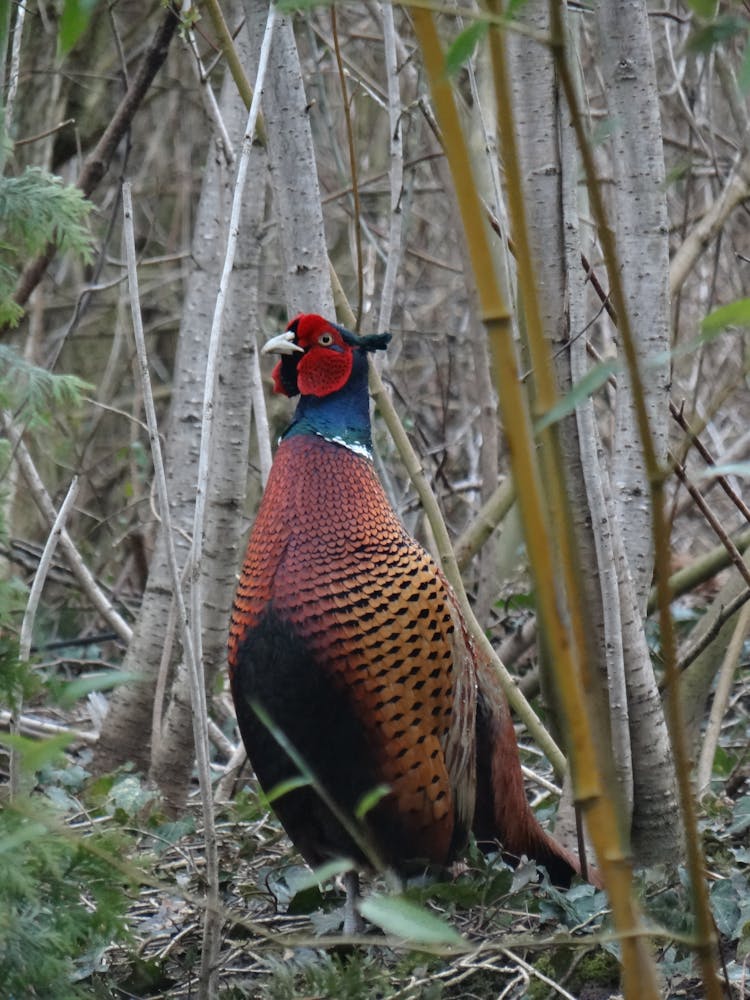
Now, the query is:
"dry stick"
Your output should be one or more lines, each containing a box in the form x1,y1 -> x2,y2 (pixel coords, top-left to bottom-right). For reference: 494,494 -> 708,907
7,4 -> 180,320
121,183 -> 219,1000
454,477 -> 515,572
548,5 -> 721,995
669,401 -> 750,525
671,459 -> 750,593
12,476 -> 80,797
331,7 -> 364,329
679,587 -> 750,674
696,600 -> 750,795
19,477 -> 80,662
186,29 -> 236,167
3,0 -> 27,139
377,0 -> 405,335
0,709 -> 96,745
185,8 -> 277,991
648,526 -> 750,615
669,142 -> 750,298
2,414 -> 133,642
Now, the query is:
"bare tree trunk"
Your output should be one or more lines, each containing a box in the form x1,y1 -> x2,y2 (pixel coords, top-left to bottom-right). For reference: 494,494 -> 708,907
243,0 -> 334,318
507,0 -> 612,778
147,27 -> 268,808
93,62 -> 260,780
594,0 -> 678,861
507,0 -> 678,861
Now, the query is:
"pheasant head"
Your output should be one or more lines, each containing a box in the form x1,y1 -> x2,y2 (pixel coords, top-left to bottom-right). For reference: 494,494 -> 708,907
262,313 -> 391,456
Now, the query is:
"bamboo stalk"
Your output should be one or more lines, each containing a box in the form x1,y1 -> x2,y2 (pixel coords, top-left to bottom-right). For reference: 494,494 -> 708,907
411,8 -> 661,996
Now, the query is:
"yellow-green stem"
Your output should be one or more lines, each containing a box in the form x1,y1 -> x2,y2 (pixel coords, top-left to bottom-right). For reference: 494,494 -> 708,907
485,0 -> 601,763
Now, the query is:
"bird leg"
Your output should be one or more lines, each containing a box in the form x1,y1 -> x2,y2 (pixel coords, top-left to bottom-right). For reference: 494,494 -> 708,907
343,870 -> 364,935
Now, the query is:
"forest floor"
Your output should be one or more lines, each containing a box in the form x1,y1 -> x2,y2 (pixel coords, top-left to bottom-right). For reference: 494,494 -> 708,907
29,735 -> 750,1000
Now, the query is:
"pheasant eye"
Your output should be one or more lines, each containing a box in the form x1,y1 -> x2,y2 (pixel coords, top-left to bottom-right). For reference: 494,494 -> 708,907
318,332 -> 334,346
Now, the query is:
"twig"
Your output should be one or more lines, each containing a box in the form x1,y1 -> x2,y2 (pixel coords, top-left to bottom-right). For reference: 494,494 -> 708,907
678,588 -> 750,673
671,458 -> 750,593
19,477 -> 80,662
669,401 -> 750,525
14,118 -> 76,148
8,4 -> 180,317
499,946 -> 578,999
185,28 -> 236,167
2,413 -> 133,643
0,709 -> 97,745
122,182 -> 219,1000
12,476 -> 80,797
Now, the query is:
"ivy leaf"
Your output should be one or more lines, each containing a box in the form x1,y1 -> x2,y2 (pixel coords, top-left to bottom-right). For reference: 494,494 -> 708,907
728,796 -> 750,837
359,893 -> 465,945
445,21 -> 488,76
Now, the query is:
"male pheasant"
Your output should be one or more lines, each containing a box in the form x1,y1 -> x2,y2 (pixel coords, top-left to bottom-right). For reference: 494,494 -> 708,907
228,314 -> 596,918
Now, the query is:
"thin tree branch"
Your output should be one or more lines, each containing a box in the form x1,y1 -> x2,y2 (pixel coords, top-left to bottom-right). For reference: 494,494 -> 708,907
2,414 -> 133,642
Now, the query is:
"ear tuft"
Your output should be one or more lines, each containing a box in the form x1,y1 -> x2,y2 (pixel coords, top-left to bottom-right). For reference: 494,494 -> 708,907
334,324 -> 392,354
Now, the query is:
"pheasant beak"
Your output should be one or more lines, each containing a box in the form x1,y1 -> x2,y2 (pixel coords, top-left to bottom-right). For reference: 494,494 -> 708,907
262,331 -> 304,356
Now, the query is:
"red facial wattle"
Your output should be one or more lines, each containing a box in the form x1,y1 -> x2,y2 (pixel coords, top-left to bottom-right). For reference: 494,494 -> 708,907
270,313 -> 354,398
296,346 -> 353,397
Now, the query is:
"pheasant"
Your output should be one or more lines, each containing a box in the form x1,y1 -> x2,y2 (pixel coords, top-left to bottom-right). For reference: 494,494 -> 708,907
228,313 -> 598,925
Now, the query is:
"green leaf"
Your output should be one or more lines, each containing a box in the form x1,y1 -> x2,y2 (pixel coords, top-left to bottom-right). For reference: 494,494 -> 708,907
263,774 -> 312,804
445,21 -> 488,76
355,784 -> 390,819
290,858 -> 356,892
687,15 -> 748,54
740,43 -> 750,93
684,0 -> 719,15
701,297 -> 750,333
535,359 -> 618,432
59,0 -> 100,54
358,893 -> 465,945
697,461 -> 750,480
54,670 -> 139,708
710,878 -> 742,938
0,732 -> 73,772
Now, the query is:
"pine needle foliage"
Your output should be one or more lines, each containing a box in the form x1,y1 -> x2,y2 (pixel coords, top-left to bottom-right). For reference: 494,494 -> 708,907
0,167 -> 93,327
0,804 -> 132,999
0,345 -> 92,427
